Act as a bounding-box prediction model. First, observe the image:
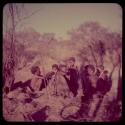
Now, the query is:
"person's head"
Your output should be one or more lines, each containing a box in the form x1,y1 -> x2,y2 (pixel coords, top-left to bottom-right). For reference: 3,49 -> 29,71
59,64 -> 67,74
31,66 -> 41,76
86,65 -> 95,75
98,65 -> 104,71
52,64 -> 59,73
67,57 -> 76,67
100,70 -> 109,80
103,70 -> 109,80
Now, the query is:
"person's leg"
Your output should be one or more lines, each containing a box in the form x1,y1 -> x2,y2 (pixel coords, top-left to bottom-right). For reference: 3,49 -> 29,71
92,98 -> 103,118
88,95 -> 100,119
77,95 -> 90,117
72,83 -> 78,97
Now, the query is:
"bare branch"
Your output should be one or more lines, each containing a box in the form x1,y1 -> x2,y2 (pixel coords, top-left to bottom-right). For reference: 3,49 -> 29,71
15,7 -> 42,27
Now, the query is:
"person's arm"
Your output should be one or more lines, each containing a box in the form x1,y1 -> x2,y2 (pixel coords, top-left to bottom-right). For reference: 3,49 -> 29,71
24,79 -> 35,93
32,74 -> 44,79
39,78 -> 48,91
28,85 -> 34,92
63,74 -> 70,81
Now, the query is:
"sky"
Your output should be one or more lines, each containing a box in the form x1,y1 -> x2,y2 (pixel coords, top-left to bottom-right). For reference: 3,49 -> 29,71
4,3 -> 122,39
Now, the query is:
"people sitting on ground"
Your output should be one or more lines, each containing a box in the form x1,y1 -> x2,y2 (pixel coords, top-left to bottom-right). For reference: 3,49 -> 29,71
66,57 -> 79,97
10,65 -> 44,94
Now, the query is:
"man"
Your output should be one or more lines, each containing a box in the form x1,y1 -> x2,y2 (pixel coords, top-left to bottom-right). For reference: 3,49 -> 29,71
66,57 -> 79,97
85,65 -> 98,99
90,70 -> 112,118
30,66 -> 44,92
11,66 -> 43,93
78,65 -> 97,117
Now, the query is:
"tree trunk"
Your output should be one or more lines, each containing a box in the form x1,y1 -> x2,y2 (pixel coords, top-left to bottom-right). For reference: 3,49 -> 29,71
100,55 -> 104,66
117,54 -> 122,101
5,4 -> 16,91
88,45 -> 98,67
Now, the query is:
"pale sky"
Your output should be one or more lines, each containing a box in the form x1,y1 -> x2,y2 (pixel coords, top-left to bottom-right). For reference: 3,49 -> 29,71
4,3 -> 122,39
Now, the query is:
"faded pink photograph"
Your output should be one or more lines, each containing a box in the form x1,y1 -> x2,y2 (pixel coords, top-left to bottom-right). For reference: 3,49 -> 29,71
3,3 -> 122,122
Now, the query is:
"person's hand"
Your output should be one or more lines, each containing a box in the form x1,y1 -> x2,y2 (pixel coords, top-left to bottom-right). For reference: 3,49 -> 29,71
69,92 -> 73,98
77,89 -> 84,97
65,75 -> 70,80
96,92 -> 103,98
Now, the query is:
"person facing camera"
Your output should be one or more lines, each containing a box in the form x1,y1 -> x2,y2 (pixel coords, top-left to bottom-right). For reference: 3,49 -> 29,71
66,57 -> 79,97
30,66 -> 44,92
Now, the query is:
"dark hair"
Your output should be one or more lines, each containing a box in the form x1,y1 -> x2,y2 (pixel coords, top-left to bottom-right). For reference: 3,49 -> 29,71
68,57 -> 75,62
52,64 -> 59,70
99,65 -> 104,70
59,64 -> 67,70
103,70 -> 108,74
31,66 -> 40,74
85,64 -> 95,73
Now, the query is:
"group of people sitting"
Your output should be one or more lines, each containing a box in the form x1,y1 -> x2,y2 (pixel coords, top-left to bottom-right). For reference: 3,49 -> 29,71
4,57 -> 112,120
10,57 -> 80,98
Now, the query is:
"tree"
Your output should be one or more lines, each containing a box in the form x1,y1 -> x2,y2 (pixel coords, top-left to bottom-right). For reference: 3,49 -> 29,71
68,22 -> 109,66
3,3 -> 42,92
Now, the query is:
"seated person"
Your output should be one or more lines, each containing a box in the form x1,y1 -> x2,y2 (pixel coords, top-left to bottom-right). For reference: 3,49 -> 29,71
30,66 -> 44,93
10,66 -> 44,98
